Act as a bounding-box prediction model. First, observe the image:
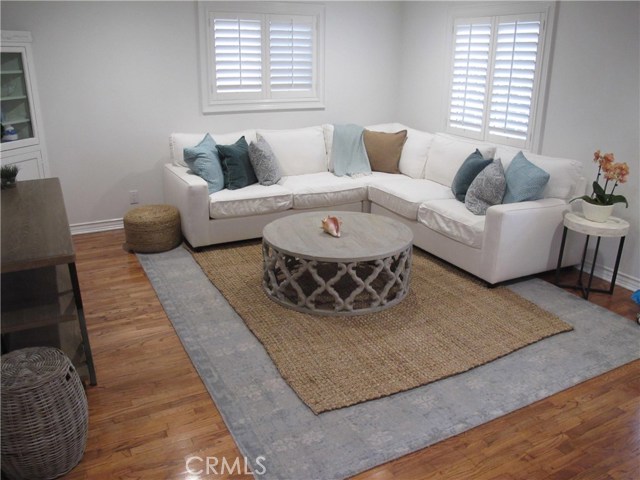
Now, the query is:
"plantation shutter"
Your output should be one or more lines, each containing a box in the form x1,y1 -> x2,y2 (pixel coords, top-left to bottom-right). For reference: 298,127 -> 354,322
212,16 -> 262,95
448,18 -> 492,135
488,14 -> 542,142
269,15 -> 315,93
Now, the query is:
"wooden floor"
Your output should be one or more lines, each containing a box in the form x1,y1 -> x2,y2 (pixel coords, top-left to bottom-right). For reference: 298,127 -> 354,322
63,230 -> 638,479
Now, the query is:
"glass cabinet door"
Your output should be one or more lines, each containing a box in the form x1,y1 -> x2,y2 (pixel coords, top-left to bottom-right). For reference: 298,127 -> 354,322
1,48 -> 37,148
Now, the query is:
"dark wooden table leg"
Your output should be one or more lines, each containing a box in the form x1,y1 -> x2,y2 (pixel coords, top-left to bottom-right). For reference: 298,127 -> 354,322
69,262 -> 97,386
554,226 -> 568,285
584,236 -> 602,300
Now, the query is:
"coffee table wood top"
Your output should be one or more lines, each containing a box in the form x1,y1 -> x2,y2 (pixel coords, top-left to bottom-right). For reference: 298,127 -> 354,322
262,211 -> 413,262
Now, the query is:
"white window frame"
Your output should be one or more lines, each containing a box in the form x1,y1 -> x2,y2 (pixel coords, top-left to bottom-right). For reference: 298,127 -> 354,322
199,1 -> 325,114
444,2 -> 557,152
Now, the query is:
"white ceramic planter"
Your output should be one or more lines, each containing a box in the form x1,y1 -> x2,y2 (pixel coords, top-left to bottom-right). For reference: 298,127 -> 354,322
582,201 -> 614,223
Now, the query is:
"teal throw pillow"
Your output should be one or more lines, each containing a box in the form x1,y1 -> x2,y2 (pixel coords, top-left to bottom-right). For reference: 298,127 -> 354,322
216,136 -> 258,190
503,151 -> 550,203
183,133 -> 225,194
451,149 -> 493,202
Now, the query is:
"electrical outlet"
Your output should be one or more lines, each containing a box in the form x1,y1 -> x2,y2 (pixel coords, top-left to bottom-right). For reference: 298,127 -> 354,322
129,190 -> 139,204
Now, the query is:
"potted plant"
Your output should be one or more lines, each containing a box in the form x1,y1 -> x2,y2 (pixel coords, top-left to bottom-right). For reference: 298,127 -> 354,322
571,150 -> 629,222
1,164 -> 19,189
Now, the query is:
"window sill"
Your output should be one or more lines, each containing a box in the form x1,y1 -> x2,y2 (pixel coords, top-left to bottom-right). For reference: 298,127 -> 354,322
202,99 -> 325,115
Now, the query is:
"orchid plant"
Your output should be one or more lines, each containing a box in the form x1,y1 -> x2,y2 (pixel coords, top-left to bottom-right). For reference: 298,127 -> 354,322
571,150 -> 629,207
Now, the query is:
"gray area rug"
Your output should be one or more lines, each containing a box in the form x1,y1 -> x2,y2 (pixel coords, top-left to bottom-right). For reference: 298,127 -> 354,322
138,246 -> 639,480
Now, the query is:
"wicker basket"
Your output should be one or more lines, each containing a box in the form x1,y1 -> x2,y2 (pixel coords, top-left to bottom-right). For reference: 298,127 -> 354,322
124,204 -> 182,253
1,347 -> 88,480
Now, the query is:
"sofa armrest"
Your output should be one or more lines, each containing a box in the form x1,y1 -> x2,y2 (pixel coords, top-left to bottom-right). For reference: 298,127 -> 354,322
163,164 -> 210,248
480,198 -> 573,284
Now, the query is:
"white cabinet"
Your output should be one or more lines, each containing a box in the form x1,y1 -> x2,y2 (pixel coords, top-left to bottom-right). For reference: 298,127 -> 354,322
1,31 -> 49,180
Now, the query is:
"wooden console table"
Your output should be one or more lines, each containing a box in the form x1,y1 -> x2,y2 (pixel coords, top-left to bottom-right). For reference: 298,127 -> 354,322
1,178 -> 97,385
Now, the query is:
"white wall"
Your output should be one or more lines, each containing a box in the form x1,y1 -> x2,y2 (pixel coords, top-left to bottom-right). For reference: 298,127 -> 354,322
398,1 -> 640,287
1,1 -> 402,226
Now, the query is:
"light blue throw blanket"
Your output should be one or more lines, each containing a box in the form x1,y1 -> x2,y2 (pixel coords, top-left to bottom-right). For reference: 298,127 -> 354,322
332,124 -> 372,177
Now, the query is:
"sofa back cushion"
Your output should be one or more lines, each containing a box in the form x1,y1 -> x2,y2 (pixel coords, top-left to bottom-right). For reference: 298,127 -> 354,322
495,145 -> 583,200
171,130 -> 257,167
257,126 -> 327,176
366,123 -> 433,179
424,134 -> 496,187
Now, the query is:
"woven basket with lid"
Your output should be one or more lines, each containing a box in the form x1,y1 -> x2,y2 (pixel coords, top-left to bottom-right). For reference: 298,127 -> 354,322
1,347 -> 88,480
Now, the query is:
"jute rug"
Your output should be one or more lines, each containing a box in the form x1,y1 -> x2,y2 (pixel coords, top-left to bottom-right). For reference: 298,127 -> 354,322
190,241 -> 572,414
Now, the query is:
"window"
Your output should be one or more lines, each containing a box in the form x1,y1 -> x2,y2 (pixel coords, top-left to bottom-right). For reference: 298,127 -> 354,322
199,3 -> 324,114
446,4 -> 555,150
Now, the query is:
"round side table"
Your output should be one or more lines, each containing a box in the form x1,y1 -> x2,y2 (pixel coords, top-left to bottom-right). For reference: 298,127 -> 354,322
554,212 -> 629,300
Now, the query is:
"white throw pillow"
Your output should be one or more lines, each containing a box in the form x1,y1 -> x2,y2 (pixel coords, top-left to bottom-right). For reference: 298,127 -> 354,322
322,124 -> 334,170
170,130 -> 257,167
257,126 -> 327,176
399,128 -> 433,179
495,145 -> 582,200
424,134 -> 496,187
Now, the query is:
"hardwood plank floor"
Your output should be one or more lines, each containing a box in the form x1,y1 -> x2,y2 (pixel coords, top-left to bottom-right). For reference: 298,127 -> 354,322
63,229 -> 639,479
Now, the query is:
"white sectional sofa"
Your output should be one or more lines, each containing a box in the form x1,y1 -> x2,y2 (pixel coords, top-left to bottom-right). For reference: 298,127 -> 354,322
163,123 -> 585,285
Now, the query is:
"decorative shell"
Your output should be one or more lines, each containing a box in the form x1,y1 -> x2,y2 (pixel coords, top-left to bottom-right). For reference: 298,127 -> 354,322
321,215 -> 342,238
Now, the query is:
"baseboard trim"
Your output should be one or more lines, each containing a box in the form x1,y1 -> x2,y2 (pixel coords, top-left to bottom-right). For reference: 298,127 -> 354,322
579,261 -> 639,292
70,218 -> 123,235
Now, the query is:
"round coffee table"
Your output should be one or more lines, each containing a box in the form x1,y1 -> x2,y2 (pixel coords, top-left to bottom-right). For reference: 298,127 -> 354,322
262,211 -> 413,316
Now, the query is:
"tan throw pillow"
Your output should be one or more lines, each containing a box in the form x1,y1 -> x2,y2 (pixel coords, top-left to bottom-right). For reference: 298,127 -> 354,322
363,129 -> 408,173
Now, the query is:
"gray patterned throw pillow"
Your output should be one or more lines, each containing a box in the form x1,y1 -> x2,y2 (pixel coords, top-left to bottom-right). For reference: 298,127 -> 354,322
465,159 -> 506,215
249,136 -> 282,186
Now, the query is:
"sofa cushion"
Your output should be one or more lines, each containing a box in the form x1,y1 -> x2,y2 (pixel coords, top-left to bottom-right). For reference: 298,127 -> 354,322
502,151 -> 550,204
368,177 -> 455,220
451,149 -> 492,202
495,145 -> 582,200
465,159 -> 507,215
216,136 -> 258,190
171,130 -> 257,167
257,126 -> 327,176
424,133 -> 496,187
418,199 -> 486,249
323,123 -> 335,169
363,129 -> 407,173
349,171 -> 409,187
278,172 -> 367,209
183,133 -> 225,194
248,137 -> 281,186
209,184 -> 292,219
399,128 -> 433,179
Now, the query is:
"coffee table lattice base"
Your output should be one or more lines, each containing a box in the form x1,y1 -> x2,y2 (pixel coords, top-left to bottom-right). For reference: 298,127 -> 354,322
262,241 -> 412,316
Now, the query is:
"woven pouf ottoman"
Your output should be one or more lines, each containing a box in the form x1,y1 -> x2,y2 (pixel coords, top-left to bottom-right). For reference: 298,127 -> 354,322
1,347 -> 89,480
124,204 -> 181,253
